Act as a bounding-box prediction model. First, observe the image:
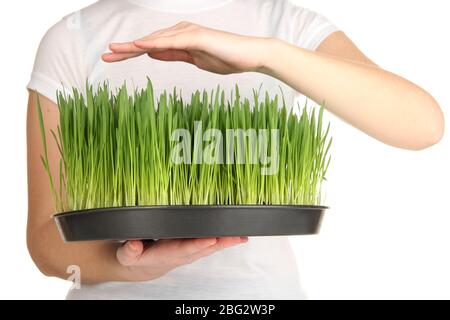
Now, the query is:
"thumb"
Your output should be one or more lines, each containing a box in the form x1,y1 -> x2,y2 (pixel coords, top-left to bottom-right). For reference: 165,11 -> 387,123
116,240 -> 144,266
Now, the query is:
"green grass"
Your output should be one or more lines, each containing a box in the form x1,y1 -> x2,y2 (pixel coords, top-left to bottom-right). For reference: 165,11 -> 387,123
38,80 -> 331,213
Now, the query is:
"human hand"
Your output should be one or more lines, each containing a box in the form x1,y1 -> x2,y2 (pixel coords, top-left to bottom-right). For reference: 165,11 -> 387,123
116,237 -> 248,281
102,21 -> 274,75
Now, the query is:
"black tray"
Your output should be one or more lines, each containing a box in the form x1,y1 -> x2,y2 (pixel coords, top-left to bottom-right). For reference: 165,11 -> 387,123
54,206 -> 328,242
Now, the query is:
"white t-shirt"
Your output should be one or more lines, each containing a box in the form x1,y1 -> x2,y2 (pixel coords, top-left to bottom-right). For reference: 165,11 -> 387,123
28,0 -> 338,300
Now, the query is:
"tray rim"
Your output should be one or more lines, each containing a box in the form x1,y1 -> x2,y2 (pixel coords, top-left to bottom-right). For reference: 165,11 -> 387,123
54,205 -> 329,218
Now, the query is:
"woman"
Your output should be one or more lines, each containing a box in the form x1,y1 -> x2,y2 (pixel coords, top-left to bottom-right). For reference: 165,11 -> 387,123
27,0 -> 444,299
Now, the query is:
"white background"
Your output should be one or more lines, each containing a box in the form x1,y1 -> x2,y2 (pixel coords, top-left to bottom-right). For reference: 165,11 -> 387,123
0,0 -> 448,299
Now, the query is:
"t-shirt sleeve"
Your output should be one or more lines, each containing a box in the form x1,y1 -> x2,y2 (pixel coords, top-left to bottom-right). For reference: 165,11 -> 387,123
292,8 -> 339,51
27,17 -> 86,104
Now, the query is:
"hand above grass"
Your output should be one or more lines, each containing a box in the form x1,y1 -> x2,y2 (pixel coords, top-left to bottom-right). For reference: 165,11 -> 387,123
102,21 -> 270,74
102,21 -> 444,150
117,237 -> 248,281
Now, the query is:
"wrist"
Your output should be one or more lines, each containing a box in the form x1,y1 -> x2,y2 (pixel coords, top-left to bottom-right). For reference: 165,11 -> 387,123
256,37 -> 287,75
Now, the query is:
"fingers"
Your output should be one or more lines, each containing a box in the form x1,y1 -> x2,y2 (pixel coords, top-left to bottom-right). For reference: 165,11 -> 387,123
145,238 -> 218,264
109,42 -> 144,54
103,22 -> 202,63
103,32 -> 182,62
108,33 -> 186,53
108,21 -> 196,54
177,238 -> 220,256
131,237 -> 248,268
116,240 -> 144,266
133,34 -> 194,51
184,237 -> 249,263
102,51 -> 144,63
109,33 -> 194,54
104,35 -> 193,63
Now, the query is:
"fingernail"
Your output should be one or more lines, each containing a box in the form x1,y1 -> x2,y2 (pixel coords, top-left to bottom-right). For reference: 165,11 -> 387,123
128,241 -> 140,251
240,237 -> 249,243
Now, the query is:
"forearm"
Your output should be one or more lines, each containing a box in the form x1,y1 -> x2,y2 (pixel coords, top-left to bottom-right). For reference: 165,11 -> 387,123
28,219 -> 150,284
260,39 -> 444,150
